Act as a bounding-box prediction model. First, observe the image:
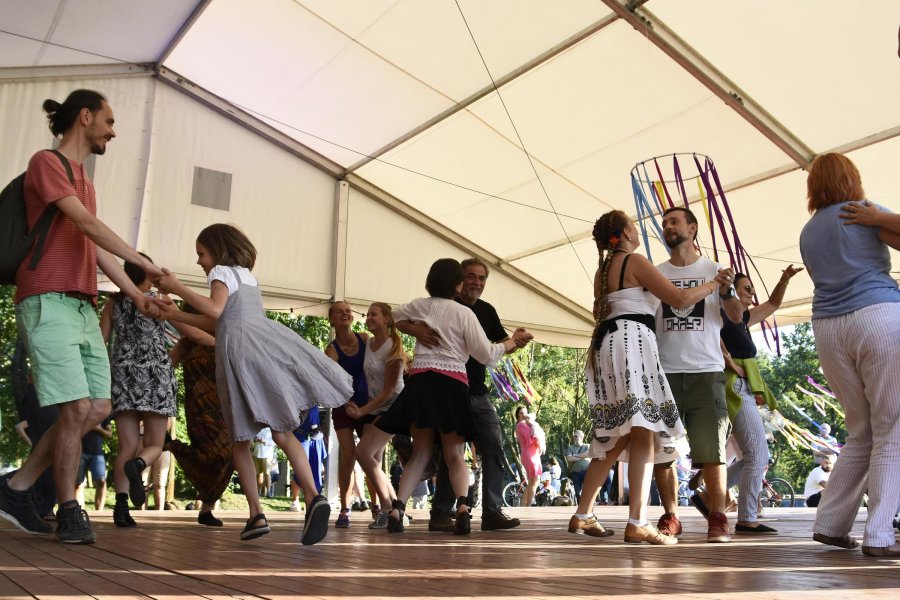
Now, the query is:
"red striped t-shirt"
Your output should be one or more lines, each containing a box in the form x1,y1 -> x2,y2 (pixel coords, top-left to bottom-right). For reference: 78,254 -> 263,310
14,150 -> 98,305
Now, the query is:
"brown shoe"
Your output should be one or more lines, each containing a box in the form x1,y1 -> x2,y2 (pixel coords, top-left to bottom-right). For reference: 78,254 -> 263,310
707,511 -> 732,543
568,515 -> 614,538
862,544 -> 900,557
657,512 -> 683,538
624,522 -> 677,545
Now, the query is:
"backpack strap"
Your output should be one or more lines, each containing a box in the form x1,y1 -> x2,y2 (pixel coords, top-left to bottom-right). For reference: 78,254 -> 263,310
27,150 -> 74,270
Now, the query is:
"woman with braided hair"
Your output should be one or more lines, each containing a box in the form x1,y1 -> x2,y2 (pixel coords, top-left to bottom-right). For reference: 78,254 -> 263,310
568,210 -> 727,544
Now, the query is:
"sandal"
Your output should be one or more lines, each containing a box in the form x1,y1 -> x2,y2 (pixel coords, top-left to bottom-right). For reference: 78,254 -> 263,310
301,495 -> 330,546
387,499 -> 406,533
813,532 -> 858,549
240,514 -> 270,541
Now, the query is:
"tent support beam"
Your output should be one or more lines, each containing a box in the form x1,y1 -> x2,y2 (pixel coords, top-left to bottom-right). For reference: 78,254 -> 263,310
155,0 -> 214,65
345,12 -> 620,174
602,0 -> 815,169
331,181 -> 350,303
344,174 -> 594,328
0,64 -> 151,81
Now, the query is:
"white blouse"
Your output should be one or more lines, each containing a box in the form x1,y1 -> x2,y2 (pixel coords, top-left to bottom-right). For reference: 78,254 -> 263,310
207,265 -> 257,296
394,297 -> 506,375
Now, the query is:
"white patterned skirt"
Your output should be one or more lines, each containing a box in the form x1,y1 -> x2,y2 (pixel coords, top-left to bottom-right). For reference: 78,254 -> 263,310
585,319 -> 688,463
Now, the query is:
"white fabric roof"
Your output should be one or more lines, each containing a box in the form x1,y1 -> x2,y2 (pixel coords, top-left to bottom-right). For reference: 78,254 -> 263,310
1,0 -> 898,346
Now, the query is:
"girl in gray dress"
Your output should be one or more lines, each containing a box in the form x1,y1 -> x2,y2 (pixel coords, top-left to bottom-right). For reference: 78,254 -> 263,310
156,224 -> 353,545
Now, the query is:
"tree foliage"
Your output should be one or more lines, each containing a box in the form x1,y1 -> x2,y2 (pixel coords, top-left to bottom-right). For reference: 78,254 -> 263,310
757,322 -> 844,493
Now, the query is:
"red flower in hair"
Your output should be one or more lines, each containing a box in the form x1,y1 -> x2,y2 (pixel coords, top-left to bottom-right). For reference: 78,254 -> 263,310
608,234 -> 621,249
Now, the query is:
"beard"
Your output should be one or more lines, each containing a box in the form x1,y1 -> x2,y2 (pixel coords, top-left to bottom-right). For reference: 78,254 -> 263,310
664,232 -> 689,249
89,139 -> 107,155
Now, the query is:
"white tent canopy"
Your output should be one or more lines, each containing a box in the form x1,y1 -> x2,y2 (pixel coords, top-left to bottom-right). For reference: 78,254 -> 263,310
2,0 -> 898,346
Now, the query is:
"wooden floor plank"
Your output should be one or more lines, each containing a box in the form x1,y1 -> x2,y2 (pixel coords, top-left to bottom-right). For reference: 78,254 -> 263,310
1,506 -> 897,599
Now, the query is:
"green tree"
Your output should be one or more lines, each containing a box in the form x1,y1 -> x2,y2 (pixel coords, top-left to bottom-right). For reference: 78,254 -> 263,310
758,323 -> 844,494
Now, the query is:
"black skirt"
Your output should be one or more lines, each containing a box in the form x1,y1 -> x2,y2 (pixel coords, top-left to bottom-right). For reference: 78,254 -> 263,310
375,371 -> 476,440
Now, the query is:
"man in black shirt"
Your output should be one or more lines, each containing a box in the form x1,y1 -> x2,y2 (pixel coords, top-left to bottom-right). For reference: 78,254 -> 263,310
402,258 -> 523,531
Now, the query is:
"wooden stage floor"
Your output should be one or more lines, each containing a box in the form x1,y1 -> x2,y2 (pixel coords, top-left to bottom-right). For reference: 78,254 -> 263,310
1,506 -> 897,599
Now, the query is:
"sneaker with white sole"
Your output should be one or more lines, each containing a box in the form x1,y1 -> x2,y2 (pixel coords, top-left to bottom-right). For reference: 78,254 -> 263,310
289,500 -> 301,512
56,501 -> 96,544
0,478 -> 53,535
369,510 -> 389,529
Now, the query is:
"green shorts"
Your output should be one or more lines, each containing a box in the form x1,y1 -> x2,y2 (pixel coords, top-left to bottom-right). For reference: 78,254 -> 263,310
665,371 -> 729,465
16,293 -> 111,407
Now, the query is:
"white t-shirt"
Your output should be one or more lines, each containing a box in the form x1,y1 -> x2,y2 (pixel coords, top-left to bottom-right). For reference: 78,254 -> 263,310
252,427 -> 275,459
655,256 -> 726,373
804,466 -> 830,498
208,265 -> 257,295
363,337 -> 405,415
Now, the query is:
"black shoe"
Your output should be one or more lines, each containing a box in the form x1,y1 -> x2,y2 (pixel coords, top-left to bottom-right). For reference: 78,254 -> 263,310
735,523 -> 777,534
56,501 -> 96,544
387,499 -> 406,533
113,493 -> 137,528
428,514 -> 455,532
301,495 -> 330,546
481,510 -> 521,531
0,478 -> 54,535
124,457 -> 147,508
454,497 -> 472,536
454,513 -> 472,535
240,514 -> 270,541
198,511 -> 223,527
690,492 -> 711,520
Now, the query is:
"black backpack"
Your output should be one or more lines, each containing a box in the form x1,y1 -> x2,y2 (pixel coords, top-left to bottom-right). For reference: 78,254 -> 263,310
0,149 -> 74,285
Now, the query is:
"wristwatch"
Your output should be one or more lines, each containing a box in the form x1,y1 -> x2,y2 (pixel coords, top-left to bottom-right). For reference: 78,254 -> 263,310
719,285 -> 736,300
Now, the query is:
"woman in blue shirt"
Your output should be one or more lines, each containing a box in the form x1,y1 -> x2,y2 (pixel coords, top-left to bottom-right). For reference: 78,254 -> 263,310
800,152 -> 900,558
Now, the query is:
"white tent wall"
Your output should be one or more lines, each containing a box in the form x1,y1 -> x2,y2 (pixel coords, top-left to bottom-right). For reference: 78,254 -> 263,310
136,82 -> 339,312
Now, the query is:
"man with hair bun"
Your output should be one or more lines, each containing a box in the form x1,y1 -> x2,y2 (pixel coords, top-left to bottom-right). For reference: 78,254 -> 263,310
0,90 -> 164,544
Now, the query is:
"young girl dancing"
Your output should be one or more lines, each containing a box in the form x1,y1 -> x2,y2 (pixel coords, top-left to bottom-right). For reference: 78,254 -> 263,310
348,302 -> 408,528
99,253 -> 177,528
375,259 -> 532,535
155,223 -> 353,544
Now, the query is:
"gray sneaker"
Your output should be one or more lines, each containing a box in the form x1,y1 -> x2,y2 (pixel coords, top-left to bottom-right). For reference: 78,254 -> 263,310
369,510 -> 390,529
56,502 -> 97,544
0,478 -> 53,535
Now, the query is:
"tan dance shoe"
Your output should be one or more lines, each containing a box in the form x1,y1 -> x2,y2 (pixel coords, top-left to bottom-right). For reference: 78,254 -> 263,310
624,522 -> 678,545
568,515 -> 614,537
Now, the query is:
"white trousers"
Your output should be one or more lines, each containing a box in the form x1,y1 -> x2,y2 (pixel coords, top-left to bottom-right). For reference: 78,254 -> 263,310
726,378 -> 769,522
812,303 -> 900,548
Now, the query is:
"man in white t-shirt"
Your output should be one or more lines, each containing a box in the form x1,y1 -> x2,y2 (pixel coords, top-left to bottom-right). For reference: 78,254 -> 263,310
804,454 -> 834,507
651,207 -> 744,543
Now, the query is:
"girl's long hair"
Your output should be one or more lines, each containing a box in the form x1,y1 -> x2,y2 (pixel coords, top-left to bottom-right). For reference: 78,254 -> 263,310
591,210 -> 630,324
370,302 -> 409,366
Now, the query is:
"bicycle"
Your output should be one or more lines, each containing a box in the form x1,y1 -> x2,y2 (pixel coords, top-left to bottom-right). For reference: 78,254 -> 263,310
758,477 -> 795,509
502,478 -> 528,507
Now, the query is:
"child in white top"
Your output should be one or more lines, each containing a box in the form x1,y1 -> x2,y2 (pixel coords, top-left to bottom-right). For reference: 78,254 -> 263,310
155,223 -> 353,545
